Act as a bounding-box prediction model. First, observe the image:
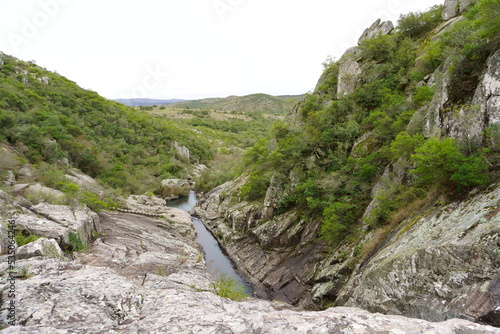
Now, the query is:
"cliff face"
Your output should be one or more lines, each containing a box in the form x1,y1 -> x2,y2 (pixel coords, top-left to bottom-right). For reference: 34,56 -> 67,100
193,176 -> 332,308
338,183 -> 500,325
193,0 -> 500,327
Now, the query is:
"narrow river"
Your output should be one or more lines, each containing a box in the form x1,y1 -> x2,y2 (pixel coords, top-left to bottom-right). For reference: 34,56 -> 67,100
166,191 -> 254,295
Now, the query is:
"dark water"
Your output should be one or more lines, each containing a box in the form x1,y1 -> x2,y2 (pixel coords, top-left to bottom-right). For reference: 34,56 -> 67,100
166,191 -> 253,295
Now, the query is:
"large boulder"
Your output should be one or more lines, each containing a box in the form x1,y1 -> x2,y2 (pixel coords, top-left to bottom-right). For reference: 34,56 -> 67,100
12,184 -> 65,201
159,178 -> 192,199
16,237 -> 63,260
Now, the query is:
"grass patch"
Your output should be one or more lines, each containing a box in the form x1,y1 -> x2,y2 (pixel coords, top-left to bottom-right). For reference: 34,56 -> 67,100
68,232 -> 86,252
212,273 -> 248,301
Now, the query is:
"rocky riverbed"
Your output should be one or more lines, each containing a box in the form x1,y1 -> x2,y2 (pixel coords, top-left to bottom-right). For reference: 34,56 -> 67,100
1,189 -> 499,333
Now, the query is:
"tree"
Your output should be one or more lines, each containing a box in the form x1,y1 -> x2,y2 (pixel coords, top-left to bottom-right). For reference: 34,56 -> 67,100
411,137 -> 488,191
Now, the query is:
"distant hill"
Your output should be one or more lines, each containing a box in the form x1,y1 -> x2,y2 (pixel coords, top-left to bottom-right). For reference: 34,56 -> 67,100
169,93 -> 304,114
114,98 -> 185,106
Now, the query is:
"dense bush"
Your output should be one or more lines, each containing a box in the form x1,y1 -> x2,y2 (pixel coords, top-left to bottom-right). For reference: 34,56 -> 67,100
411,137 -> 489,191
397,5 -> 443,39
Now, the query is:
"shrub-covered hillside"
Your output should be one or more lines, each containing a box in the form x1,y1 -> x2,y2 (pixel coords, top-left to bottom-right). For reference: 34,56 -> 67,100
0,54 -> 213,194
239,0 -> 500,244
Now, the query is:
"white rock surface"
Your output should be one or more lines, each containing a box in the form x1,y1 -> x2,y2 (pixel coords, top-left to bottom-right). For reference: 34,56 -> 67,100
15,237 -> 63,260
12,184 -> 65,200
15,203 -> 100,247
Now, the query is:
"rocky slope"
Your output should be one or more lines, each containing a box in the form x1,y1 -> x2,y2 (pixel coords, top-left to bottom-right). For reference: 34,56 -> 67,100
0,183 -> 499,333
192,0 -> 500,327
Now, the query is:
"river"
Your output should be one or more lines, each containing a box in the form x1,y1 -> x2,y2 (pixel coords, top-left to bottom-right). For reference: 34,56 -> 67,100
166,191 -> 254,295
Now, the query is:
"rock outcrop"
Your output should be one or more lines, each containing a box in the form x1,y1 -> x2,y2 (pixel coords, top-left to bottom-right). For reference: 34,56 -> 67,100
5,189 -> 497,333
159,178 -> 192,199
15,237 -> 63,260
172,140 -> 191,161
64,169 -> 104,193
15,202 -> 101,248
193,177 -> 357,309
12,184 -> 65,201
338,183 -> 500,326
358,18 -> 394,43
335,18 -> 393,98
443,0 -> 473,20
421,49 -> 500,146
1,237 -> 498,333
337,60 -> 362,98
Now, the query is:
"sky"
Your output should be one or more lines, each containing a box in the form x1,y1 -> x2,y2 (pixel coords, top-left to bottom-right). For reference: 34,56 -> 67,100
0,0 -> 441,100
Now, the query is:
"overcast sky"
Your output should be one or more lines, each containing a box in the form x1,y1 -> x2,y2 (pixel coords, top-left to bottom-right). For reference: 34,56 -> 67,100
1,0 -> 440,100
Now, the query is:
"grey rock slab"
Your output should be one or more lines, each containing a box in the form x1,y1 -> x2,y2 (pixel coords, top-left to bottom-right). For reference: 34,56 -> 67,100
337,60 -> 361,98
12,183 -> 65,200
25,203 -> 100,246
15,237 -> 63,260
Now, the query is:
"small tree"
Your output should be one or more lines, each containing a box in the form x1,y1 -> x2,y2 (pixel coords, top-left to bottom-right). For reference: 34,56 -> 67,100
411,137 -> 488,192
321,202 -> 356,244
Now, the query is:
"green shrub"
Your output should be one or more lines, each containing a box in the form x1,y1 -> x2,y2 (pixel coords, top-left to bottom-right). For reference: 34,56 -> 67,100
78,191 -> 113,212
397,5 -> 443,40
14,231 -> 40,246
212,273 -> 248,301
68,232 -> 86,252
56,181 -> 80,195
413,86 -> 435,107
411,137 -> 489,191
36,162 -> 67,188
239,172 -> 271,201
389,131 -> 425,160
359,34 -> 397,62
321,202 -> 356,244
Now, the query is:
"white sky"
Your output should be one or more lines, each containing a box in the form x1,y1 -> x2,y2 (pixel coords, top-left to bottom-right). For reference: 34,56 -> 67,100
0,0 -> 440,100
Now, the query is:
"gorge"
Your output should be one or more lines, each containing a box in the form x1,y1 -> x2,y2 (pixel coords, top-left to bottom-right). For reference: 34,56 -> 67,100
0,0 -> 499,332
166,192 -> 253,295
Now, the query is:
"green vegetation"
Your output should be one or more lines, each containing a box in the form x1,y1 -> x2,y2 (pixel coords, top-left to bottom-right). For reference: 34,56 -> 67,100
238,0 -> 498,247
411,137 -> 489,191
145,102 -> 289,192
168,93 -> 302,114
0,55 -> 213,195
14,231 -> 40,246
211,273 -> 248,301
67,232 -> 86,252
0,54 -> 290,200
417,0 -> 500,101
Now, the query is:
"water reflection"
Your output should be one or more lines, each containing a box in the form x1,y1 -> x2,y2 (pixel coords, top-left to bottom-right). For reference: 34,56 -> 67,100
166,191 -> 253,295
